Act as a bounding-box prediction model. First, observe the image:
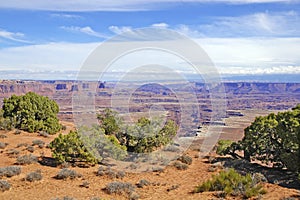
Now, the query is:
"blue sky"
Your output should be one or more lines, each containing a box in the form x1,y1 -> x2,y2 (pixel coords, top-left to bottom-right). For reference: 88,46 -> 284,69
0,0 -> 300,80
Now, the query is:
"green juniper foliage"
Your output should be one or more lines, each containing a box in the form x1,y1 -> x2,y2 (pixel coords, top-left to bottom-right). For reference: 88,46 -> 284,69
97,109 -> 177,154
49,130 -> 99,165
1,92 -> 61,134
219,104 -> 300,173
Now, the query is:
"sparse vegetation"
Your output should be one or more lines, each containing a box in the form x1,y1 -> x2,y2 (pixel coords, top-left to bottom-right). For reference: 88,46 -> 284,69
152,166 -> 164,173
25,170 -> 43,182
0,142 -> 8,149
32,139 -> 45,148
80,181 -> 90,188
0,166 -> 21,178
96,166 -> 126,179
49,130 -> 99,166
194,168 -> 266,199
55,168 -> 82,180
6,149 -> 20,157
0,180 -> 11,192
26,146 -> 35,152
16,154 -> 38,165
173,161 -> 188,170
178,155 -> 192,165
16,143 -> 29,148
136,179 -> 150,188
105,181 -> 136,198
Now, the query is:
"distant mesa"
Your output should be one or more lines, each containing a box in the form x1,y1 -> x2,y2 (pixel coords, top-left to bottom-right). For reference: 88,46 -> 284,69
82,83 -> 89,89
71,85 -> 78,91
226,110 -> 244,117
135,83 -> 172,95
56,84 -> 67,90
99,82 -> 105,89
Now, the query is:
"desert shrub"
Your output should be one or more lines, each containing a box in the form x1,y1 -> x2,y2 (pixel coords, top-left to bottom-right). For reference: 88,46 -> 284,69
178,155 -> 192,165
32,139 -> 45,148
49,130 -> 99,166
2,92 -> 61,134
105,181 -> 135,196
173,161 -> 188,170
80,181 -> 90,188
6,149 -> 20,157
0,142 -> 8,149
116,171 -> 126,179
194,168 -> 266,199
136,179 -> 150,188
14,129 -> 21,135
96,166 -> 106,176
16,154 -> 38,165
25,170 -> 43,182
26,146 -> 35,153
225,105 -> 300,173
38,131 -> 49,138
152,166 -> 164,173
0,166 -> 21,178
96,166 -> 125,179
55,168 -> 82,180
16,143 -> 29,148
0,134 -> 7,138
0,180 -> 11,192
106,168 -> 117,179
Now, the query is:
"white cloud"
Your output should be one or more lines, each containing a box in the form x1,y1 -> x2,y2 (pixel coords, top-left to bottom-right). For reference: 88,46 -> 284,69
0,42 -> 99,71
175,24 -> 205,38
151,23 -> 169,28
193,11 -> 300,37
218,65 -> 300,75
0,37 -> 299,75
50,13 -> 83,19
0,0 -> 298,11
197,37 -> 300,71
0,29 -> 30,43
108,26 -> 133,34
61,26 -> 108,38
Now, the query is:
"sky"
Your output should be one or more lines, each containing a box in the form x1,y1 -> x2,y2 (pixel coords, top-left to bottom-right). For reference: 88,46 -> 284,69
0,0 -> 300,80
